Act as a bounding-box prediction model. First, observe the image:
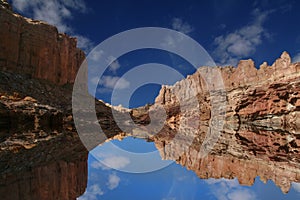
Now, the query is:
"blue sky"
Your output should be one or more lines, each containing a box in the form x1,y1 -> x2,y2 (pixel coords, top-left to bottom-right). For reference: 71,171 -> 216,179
8,0 -> 300,199
9,0 -> 300,107
78,138 -> 300,200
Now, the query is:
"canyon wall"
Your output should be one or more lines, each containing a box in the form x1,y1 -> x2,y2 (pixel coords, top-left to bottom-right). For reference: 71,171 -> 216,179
0,2 -> 88,199
1,0 -> 300,196
0,0 -> 85,85
152,52 -> 300,193
0,159 -> 87,200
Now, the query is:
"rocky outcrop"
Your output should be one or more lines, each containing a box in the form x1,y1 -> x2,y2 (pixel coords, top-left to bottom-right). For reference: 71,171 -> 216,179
0,95 -> 63,132
0,0 -> 85,85
152,52 -> 300,193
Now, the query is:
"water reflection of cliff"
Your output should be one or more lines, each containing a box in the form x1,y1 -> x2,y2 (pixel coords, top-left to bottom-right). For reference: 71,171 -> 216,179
153,124 -> 300,193
0,128 -> 88,200
148,54 -> 300,193
1,0 -> 300,197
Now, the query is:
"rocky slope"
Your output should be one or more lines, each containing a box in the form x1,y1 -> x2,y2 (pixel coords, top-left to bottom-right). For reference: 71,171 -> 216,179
0,0 -> 85,85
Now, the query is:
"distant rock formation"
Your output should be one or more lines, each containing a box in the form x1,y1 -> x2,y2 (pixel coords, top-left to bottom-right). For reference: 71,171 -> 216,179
152,51 -> 300,193
0,0 -> 85,85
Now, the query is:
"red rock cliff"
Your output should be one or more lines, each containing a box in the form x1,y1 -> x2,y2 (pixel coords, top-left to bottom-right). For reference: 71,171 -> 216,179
0,0 -> 85,85
152,52 -> 300,193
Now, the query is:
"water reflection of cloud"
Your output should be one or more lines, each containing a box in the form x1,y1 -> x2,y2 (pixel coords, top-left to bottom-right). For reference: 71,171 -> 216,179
91,155 -> 130,170
205,178 -> 256,200
107,173 -> 121,190
292,182 -> 300,193
78,184 -> 104,200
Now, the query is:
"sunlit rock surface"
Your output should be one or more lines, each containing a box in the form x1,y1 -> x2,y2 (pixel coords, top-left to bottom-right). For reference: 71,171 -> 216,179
151,52 -> 300,193
0,0 -> 300,197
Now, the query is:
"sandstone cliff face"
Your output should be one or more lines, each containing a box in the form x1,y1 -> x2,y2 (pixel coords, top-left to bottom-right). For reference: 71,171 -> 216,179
1,0 -> 300,196
152,52 -> 300,193
0,0 -> 85,85
0,2 -> 88,199
0,158 -> 87,200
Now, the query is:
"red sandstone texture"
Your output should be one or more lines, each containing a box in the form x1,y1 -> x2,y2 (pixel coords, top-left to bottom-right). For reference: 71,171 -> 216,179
0,159 -> 87,200
0,1 -> 85,85
152,51 -> 300,193
1,0 -> 300,196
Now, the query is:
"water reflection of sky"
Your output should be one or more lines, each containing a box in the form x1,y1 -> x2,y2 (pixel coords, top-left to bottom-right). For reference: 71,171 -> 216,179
78,138 -> 300,200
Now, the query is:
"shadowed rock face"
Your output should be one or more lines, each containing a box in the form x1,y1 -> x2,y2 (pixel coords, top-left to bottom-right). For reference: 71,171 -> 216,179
0,158 -> 87,200
1,0 -> 300,197
0,0 -> 85,85
0,2 -> 88,199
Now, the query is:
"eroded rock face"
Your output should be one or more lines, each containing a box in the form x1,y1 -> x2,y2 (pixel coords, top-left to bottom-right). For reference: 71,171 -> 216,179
0,0 -> 85,85
152,52 -> 300,193
0,158 -> 87,200
0,2 -> 90,199
1,0 -> 300,195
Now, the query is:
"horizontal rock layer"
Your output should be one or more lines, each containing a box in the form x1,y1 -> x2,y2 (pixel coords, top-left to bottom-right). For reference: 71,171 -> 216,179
152,52 -> 300,193
0,1 -> 85,85
1,0 -> 300,196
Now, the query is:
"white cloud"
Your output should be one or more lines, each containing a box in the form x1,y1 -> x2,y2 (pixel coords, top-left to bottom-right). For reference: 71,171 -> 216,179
227,190 -> 255,200
106,56 -> 121,73
292,182 -> 300,193
161,18 -> 193,49
107,173 -> 121,190
205,178 -> 256,200
172,18 -> 194,34
77,184 -> 104,200
11,0 -> 84,33
161,35 -> 177,48
74,34 -> 95,53
292,53 -> 300,63
11,0 -> 93,52
99,76 -> 130,90
91,151 -> 131,170
90,160 -> 106,169
213,9 -> 273,66
89,49 -> 104,62
101,156 -> 130,169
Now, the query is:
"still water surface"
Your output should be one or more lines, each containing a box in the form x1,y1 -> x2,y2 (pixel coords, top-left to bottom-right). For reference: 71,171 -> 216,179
78,137 -> 300,200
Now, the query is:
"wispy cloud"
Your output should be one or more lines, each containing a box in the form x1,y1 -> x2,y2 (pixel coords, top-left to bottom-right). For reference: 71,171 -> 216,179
171,18 -> 194,34
74,34 -> 95,53
107,173 -> 121,190
78,184 -> 104,200
101,155 -> 130,169
91,156 -> 130,170
106,56 -> 121,73
96,75 -> 130,93
205,178 -> 256,200
213,8 -> 273,66
11,0 -> 94,52
292,52 -> 300,63
100,75 -> 130,90
292,182 -> 300,193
